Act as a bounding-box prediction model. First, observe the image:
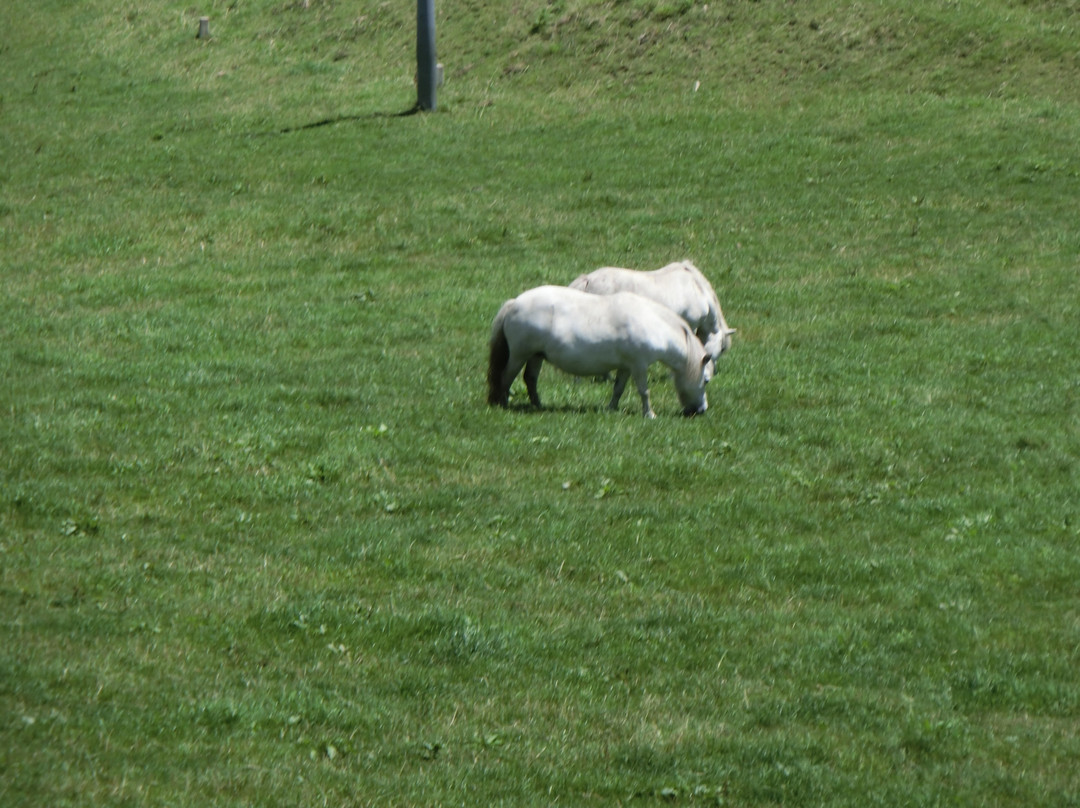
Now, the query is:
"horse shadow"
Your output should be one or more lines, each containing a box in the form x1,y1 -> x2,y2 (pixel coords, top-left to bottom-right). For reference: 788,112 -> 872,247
502,401 -> 628,416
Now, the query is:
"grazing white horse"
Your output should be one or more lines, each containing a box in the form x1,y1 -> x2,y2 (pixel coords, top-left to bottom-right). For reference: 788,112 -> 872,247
569,260 -> 735,364
488,286 -> 712,418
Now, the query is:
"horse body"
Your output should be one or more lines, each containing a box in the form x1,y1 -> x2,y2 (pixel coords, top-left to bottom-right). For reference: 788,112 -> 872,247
488,286 -> 711,418
569,260 -> 734,363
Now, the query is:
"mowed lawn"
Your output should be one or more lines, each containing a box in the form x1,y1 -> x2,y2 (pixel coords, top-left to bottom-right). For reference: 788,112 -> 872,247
2,1 -> 1079,805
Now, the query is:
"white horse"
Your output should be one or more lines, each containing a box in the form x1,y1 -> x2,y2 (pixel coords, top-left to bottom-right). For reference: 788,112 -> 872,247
488,286 -> 712,418
569,260 -> 735,364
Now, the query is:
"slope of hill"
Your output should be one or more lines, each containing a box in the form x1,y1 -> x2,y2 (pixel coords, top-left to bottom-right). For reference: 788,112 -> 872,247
5,0 -> 1079,132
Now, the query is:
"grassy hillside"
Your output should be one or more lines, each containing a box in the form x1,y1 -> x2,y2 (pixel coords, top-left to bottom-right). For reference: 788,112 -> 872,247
2,1 -> 1079,806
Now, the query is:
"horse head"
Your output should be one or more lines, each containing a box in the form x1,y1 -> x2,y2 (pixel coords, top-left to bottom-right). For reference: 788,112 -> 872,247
675,331 -> 712,416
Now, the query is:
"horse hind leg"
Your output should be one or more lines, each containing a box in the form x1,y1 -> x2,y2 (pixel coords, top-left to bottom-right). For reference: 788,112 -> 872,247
608,369 -> 630,412
497,356 -> 528,407
523,355 -> 544,408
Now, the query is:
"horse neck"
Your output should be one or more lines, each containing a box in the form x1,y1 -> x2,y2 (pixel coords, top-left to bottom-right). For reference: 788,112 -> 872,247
692,273 -> 722,322
658,323 -> 701,381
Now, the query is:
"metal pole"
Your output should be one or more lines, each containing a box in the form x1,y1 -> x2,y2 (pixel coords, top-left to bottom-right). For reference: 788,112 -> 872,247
416,0 -> 437,111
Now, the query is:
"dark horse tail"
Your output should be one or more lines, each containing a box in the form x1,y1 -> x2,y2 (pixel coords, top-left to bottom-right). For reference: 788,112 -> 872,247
487,302 -> 511,407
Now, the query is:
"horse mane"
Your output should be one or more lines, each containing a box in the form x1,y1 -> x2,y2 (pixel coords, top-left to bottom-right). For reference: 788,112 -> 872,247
679,261 -> 722,312
678,260 -> 732,344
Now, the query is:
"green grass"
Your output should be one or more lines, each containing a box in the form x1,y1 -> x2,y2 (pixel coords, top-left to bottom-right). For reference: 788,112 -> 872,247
3,0 -> 1079,805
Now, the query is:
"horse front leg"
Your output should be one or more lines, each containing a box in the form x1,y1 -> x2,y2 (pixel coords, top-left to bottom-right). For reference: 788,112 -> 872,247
524,355 -> 544,408
632,367 -> 656,419
608,368 -> 630,412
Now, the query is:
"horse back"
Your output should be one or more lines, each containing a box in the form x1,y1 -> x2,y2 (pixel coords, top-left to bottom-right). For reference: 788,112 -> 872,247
504,287 -> 679,373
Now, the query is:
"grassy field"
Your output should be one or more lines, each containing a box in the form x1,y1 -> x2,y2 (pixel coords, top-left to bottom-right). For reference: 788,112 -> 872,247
3,0 -> 1079,805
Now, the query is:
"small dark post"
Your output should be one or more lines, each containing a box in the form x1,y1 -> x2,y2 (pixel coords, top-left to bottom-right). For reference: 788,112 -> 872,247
416,0 -> 437,111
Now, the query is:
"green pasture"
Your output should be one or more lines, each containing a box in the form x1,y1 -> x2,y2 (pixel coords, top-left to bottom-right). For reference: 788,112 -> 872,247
2,0 -> 1078,804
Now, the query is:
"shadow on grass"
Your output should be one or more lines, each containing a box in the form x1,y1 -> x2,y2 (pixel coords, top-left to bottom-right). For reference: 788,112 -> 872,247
501,402 -> 630,416
275,104 -> 422,134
